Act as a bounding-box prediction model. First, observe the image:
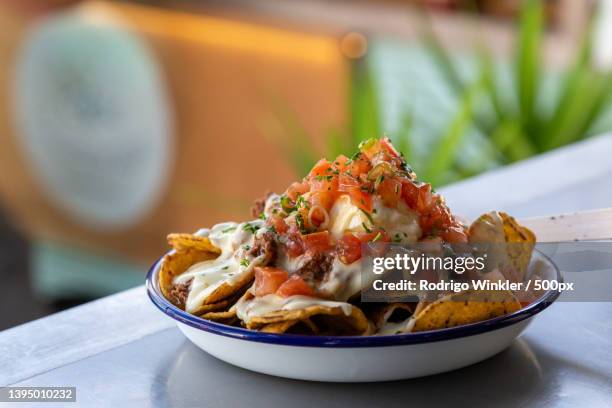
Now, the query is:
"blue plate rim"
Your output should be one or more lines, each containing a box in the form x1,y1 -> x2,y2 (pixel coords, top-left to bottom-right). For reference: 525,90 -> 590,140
146,249 -> 561,348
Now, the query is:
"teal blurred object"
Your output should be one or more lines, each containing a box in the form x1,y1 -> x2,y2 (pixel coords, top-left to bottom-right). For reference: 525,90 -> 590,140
31,241 -> 146,299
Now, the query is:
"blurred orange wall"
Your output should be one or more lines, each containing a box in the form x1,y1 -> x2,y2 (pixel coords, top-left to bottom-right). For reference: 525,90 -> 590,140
0,1 -> 348,262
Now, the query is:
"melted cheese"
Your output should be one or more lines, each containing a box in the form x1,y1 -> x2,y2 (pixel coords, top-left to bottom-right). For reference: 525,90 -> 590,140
174,220 -> 264,313
371,197 -> 421,244
328,195 -> 371,239
235,294 -> 353,324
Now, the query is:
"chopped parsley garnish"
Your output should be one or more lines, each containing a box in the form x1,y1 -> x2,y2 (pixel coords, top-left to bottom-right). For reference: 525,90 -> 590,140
222,226 -> 237,233
258,212 -> 266,220
222,266 -> 229,270
280,195 -> 295,212
240,259 -> 250,267
362,222 -> 372,233
393,233 -> 402,243
314,175 -> 333,182
242,223 -> 260,234
242,244 -> 251,251
295,213 -> 308,234
372,232 -> 383,242
296,195 -> 309,209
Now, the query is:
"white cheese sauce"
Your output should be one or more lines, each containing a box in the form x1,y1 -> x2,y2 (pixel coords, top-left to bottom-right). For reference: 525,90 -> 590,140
235,294 -> 354,324
174,220 -> 264,313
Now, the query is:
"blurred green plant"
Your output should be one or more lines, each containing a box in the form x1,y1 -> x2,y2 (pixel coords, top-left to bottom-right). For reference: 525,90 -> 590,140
273,0 -> 612,187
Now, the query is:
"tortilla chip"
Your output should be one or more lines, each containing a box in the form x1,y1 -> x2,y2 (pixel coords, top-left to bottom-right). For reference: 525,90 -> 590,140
200,310 -> 237,323
468,211 -> 536,283
260,319 -> 320,334
246,303 -> 369,335
203,268 -> 255,305
369,302 -> 415,330
412,290 -> 521,332
190,299 -> 230,315
167,233 -> 221,254
159,249 -> 218,304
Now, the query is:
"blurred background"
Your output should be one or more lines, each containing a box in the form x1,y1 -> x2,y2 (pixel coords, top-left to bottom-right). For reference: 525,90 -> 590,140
0,0 -> 610,330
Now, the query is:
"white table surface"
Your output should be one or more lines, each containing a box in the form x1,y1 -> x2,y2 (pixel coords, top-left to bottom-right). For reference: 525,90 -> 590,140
2,135 -> 612,407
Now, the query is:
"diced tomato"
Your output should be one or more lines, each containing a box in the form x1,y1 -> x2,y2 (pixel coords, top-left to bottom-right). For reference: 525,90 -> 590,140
377,177 -> 402,208
346,155 -> 371,177
254,267 -> 289,297
309,175 -> 338,194
348,189 -> 373,212
309,208 -> 325,227
302,231 -> 333,252
354,230 -> 389,257
268,214 -> 288,234
337,233 -> 362,264
429,201 -> 452,227
332,154 -> 350,171
276,275 -> 315,297
286,181 -> 310,201
338,173 -> 360,191
440,225 -> 468,244
310,191 -> 336,212
336,173 -> 372,212
380,137 -> 401,158
309,159 -> 332,177
401,180 -> 433,212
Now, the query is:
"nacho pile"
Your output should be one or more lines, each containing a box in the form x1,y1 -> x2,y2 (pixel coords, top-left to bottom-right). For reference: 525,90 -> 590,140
158,137 -> 535,335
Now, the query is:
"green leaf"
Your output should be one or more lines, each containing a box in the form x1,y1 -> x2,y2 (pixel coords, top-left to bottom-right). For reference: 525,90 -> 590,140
544,72 -> 612,150
516,0 -> 543,136
541,19 -> 598,149
423,32 -> 465,94
421,78 -> 482,186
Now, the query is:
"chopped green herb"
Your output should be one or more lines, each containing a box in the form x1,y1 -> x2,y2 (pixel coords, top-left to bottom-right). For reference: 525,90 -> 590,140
296,195 -> 309,209
242,244 -> 251,251
372,232 -> 383,242
222,226 -> 237,233
242,223 -> 260,234
280,195 -> 295,212
240,258 -> 250,267
393,233 -> 402,243
314,175 -> 333,182
362,222 -> 372,233
222,265 -> 230,270
258,212 -> 266,220
295,213 -> 308,234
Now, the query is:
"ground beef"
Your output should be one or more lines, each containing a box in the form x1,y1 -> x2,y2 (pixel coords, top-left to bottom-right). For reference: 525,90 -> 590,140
250,192 -> 273,218
295,252 -> 334,288
248,230 -> 277,266
169,278 -> 192,309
